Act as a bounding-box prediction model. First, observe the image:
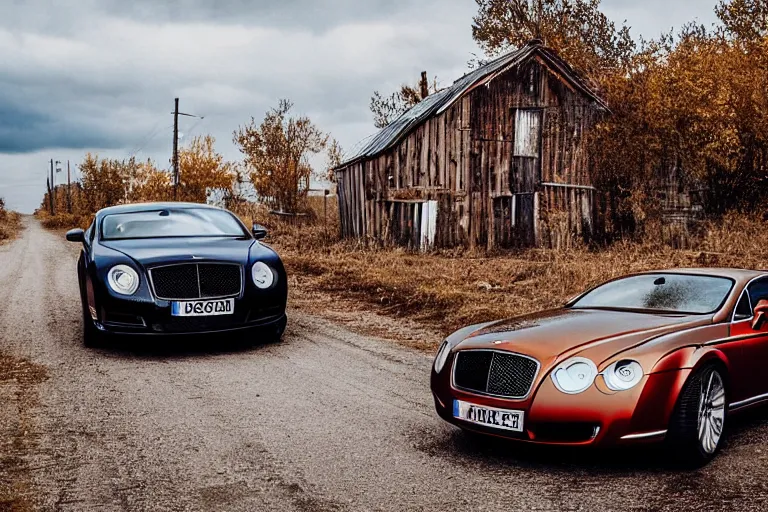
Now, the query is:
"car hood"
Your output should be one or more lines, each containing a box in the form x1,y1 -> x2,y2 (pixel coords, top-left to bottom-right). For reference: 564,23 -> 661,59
101,237 -> 256,267
456,308 -> 711,368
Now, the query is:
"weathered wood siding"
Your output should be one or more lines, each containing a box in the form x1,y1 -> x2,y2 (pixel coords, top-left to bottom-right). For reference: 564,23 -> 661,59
336,55 -> 604,249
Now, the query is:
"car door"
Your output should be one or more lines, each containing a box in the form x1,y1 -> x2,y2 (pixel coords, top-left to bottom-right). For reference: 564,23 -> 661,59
731,277 -> 768,402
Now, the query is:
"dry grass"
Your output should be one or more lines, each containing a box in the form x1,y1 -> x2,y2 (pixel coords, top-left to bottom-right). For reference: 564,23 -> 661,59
0,207 -> 22,243
270,211 -> 768,341
34,210 -> 92,230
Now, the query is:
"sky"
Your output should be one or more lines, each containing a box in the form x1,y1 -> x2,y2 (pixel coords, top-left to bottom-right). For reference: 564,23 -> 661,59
0,0 -> 719,213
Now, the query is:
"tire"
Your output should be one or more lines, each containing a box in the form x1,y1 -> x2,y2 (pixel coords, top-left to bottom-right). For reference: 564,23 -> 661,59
81,299 -> 104,348
667,364 -> 727,467
78,269 -> 104,349
266,315 -> 287,343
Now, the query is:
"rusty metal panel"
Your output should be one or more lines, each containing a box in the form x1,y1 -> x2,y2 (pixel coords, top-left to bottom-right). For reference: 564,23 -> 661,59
513,110 -> 541,157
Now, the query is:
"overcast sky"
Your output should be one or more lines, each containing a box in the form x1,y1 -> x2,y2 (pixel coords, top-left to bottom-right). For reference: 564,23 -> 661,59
0,0 -> 719,213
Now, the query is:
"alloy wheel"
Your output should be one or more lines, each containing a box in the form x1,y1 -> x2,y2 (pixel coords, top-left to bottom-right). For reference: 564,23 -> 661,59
697,370 -> 725,455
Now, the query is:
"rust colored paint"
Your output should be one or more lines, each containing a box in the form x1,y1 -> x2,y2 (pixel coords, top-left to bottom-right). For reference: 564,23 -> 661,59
430,268 -> 768,447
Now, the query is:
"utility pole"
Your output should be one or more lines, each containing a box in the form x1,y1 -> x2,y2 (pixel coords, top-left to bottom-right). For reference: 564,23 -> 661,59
49,159 -> 55,215
171,98 -> 203,201
67,160 -> 72,214
173,97 -> 180,201
47,176 -> 52,215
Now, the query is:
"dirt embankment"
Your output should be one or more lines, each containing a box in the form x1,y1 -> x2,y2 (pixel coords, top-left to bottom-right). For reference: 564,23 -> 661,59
0,352 -> 48,511
0,209 -> 23,244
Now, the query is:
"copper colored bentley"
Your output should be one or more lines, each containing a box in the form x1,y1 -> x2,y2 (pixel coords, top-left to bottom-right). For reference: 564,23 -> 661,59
430,269 -> 768,465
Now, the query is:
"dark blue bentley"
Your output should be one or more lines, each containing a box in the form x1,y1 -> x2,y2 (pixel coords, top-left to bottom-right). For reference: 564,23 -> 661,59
65,202 -> 287,347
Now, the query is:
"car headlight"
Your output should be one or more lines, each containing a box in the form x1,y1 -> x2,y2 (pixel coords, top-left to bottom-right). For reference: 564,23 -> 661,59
434,340 -> 451,373
552,357 -> 598,394
251,262 -> 275,289
602,360 -> 644,391
107,265 -> 140,295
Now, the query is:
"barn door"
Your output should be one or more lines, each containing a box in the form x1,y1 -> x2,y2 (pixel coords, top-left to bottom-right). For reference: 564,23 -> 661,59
419,200 -> 438,251
493,194 -> 535,248
508,109 -> 542,246
386,200 -> 437,250
511,108 -> 542,192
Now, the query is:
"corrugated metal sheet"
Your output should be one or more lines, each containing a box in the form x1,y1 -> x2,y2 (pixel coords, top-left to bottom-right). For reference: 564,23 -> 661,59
339,40 -> 607,168
513,109 -> 541,157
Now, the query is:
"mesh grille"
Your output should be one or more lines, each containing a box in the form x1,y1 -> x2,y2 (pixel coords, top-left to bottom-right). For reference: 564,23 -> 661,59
151,264 -> 199,299
198,264 -> 242,298
453,350 -> 538,398
150,263 -> 241,300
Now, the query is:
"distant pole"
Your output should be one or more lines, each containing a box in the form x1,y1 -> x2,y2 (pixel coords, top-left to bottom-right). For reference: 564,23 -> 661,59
420,71 -> 429,99
173,97 -> 180,201
67,160 -> 72,214
324,189 -> 329,242
47,176 -> 52,215
49,159 -> 55,215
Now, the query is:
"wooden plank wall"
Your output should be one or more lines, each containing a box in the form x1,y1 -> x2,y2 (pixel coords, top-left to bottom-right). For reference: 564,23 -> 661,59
336,56 -> 604,250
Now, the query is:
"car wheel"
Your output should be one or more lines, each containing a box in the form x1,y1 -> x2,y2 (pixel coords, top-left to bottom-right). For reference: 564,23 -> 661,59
81,301 -> 104,348
79,277 -> 104,349
667,364 -> 727,467
267,315 -> 287,343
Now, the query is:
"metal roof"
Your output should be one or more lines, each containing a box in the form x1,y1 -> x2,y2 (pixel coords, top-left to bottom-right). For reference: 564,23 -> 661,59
339,40 -> 608,168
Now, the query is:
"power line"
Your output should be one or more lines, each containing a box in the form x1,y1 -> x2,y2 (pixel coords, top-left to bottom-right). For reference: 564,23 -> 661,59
182,116 -> 207,145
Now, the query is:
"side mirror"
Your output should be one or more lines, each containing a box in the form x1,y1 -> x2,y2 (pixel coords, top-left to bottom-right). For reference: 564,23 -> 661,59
66,228 -> 85,243
752,299 -> 768,330
251,224 -> 268,241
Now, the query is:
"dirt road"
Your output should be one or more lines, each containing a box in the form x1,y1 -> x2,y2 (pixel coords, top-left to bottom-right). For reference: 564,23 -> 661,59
2,217 -> 768,511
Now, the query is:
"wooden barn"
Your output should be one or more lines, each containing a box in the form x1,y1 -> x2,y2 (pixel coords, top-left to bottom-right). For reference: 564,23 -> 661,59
334,40 -> 609,250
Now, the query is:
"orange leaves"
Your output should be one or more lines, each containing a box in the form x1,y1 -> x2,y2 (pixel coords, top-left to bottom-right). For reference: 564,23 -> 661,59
233,99 -> 329,214
177,135 -> 234,203
471,0 -> 635,81
39,135 -> 237,220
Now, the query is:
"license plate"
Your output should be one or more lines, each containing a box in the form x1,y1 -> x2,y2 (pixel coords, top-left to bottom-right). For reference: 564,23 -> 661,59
453,400 -> 524,432
171,298 -> 235,317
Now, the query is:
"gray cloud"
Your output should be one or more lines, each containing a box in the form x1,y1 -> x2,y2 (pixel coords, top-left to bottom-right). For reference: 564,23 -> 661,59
0,0 -> 719,212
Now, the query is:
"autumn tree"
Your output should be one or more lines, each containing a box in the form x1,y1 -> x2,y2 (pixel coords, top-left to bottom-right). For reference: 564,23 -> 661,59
472,0 -> 635,80
128,159 -> 172,203
233,100 -> 329,213
79,154 -> 128,212
324,138 -> 344,182
716,0 -> 768,41
176,135 -> 234,203
370,73 -> 441,128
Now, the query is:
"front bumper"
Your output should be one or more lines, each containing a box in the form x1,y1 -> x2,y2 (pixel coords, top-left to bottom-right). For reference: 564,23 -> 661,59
431,365 -> 691,446
94,292 -> 287,337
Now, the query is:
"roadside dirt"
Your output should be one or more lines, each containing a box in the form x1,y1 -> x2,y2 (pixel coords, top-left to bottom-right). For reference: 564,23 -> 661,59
2,217 -> 768,511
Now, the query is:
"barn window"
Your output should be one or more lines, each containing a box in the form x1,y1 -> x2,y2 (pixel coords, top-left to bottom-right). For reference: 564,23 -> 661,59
513,109 -> 542,158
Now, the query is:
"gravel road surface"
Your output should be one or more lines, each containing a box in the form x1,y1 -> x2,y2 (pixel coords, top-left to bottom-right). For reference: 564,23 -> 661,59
2,217 -> 768,511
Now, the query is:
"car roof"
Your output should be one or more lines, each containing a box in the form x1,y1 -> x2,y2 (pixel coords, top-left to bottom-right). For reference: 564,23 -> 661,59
635,268 -> 766,281
96,202 -> 222,217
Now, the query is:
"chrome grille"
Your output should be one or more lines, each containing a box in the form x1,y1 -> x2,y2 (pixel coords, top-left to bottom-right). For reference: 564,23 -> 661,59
149,263 -> 242,300
453,350 -> 539,399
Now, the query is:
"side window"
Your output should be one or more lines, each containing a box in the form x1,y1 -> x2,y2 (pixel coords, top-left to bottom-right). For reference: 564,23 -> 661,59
734,291 -> 752,320
747,278 -> 768,309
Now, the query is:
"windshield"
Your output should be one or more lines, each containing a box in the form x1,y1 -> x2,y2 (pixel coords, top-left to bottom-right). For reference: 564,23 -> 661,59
101,208 -> 248,240
570,273 -> 734,314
